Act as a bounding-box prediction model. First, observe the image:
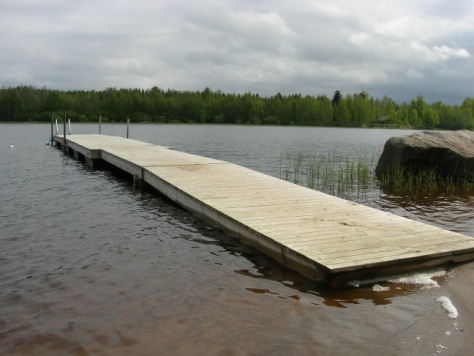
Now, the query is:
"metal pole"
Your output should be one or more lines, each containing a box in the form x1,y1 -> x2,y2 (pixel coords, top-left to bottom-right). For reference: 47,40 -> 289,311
68,119 -> 72,135
126,119 -> 130,138
63,111 -> 67,153
99,115 -> 102,134
50,112 -> 54,146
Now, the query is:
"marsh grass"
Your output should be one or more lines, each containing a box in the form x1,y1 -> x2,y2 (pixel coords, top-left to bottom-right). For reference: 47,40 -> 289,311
279,152 -> 378,200
379,166 -> 473,197
279,152 -> 473,199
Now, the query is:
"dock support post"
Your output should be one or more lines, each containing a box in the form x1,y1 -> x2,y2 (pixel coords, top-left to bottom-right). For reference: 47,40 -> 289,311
133,175 -> 142,188
63,111 -> 67,153
99,116 -> 102,134
85,157 -> 94,169
126,119 -> 130,139
50,113 -> 54,146
68,119 -> 72,135
84,157 -> 101,169
55,119 -> 59,135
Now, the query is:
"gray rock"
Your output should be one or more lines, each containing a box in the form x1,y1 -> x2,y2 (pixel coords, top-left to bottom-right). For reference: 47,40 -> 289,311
376,130 -> 474,181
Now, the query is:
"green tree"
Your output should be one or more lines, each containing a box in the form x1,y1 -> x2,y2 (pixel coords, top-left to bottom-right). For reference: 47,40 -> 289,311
396,104 -> 410,126
45,90 -> 71,112
333,97 -> 351,126
422,107 -> 440,128
1,86 -> 473,129
349,92 -> 372,126
409,109 -> 420,127
0,88 -> 26,121
331,90 -> 342,106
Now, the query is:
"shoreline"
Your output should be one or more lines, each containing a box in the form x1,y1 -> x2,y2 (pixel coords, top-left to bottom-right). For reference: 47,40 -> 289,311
441,262 -> 474,353
403,261 -> 474,354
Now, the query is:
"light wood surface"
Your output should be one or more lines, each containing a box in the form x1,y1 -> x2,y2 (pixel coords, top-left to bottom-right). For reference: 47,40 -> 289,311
54,134 -> 474,285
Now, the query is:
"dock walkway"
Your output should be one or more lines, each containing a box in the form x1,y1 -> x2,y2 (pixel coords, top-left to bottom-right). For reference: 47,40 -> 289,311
53,134 -> 474,285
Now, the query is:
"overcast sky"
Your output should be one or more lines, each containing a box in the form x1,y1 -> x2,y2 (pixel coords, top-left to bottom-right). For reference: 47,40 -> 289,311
1,0 -> 473,104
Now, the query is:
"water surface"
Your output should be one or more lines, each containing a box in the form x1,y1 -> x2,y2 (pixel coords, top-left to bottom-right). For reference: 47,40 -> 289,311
1,124 -> 472,355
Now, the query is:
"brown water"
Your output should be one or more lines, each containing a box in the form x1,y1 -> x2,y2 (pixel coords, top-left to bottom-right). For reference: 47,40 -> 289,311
1,124 -> 473,355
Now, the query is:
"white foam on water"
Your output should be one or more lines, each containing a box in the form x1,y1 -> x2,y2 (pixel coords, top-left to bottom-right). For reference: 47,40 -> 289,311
435,344 -> 447,354
436,296 -> 458,319
372,284 -> 390,292
348,269 -> 447,288
388,270 -> 446,287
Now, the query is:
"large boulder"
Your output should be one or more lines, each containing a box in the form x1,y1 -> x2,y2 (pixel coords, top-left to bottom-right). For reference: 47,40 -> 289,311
376,130 -> 474,181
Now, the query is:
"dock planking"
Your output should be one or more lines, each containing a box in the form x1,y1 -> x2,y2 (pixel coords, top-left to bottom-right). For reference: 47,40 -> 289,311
53,134 -> 474,285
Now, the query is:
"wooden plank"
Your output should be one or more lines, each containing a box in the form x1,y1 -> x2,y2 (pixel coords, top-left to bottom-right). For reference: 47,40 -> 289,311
53,134 -> 474,285
297,236 -> 471,263
278,229 -> 462,249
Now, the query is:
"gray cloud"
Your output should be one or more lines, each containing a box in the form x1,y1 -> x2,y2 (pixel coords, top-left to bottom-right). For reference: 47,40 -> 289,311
1,0 -> 472,104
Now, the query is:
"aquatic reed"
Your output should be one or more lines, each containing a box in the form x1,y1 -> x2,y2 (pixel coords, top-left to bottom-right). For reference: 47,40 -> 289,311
378,166 -> 473,198
279,151 -> 473,199
279,152 -> 377,200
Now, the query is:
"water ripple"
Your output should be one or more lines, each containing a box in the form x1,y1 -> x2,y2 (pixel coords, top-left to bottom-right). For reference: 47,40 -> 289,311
1,124 -> 472,355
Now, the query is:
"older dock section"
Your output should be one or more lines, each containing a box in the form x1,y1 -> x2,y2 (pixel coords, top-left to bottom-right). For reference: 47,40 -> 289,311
53,134 -> 474,285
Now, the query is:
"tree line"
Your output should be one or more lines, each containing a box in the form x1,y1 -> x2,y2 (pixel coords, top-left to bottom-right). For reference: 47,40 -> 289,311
0,86 -> 473,129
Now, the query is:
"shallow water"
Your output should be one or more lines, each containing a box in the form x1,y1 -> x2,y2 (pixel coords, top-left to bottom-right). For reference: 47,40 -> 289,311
1,124 -> 473,355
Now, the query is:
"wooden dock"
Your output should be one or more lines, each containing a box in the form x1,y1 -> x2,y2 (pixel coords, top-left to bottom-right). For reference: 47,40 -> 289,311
53,134 -> 474,285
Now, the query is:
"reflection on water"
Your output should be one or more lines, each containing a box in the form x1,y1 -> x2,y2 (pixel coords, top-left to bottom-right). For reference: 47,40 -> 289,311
0,124 -> 472,354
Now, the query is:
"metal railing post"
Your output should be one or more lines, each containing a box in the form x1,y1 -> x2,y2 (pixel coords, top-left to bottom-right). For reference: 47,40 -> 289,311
50,112 -> 54,146
63,111 -> 67,153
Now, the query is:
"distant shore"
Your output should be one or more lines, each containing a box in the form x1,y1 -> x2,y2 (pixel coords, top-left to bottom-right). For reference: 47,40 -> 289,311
1,86 -> 473,130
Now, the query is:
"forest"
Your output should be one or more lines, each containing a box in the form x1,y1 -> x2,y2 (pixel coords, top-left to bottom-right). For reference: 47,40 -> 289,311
0,85 -> 473,129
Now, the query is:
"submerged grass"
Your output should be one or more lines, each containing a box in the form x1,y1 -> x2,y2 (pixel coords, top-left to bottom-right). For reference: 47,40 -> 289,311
379,166 -> 474,198
279,152 -> 473,200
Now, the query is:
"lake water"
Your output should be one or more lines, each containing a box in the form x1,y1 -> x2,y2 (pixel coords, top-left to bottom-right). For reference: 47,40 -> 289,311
1,123 -> 473,355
